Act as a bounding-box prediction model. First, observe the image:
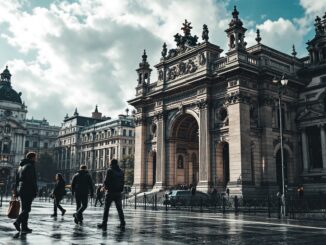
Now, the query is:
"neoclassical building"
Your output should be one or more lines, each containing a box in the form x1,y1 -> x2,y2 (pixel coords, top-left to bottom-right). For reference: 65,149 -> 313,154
0,66 -> 27,192
128,7 -> 326,196
25,118 -> 60,155
55,107 -> 135,183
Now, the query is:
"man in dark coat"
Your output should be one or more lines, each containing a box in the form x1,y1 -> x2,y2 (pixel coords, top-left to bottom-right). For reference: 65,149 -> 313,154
13,152 -> 38,233
71,165 -> 94,224
97,159 -> 125,230
51,173 -> 66,217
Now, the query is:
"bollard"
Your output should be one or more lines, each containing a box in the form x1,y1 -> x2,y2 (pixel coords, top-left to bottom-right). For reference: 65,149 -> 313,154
0,191 -> 2,207
134,193 -> 137,210
222,197 -> 226,214
144,193 -> 147,210
165,194 -> 168,211
234,196 -> 239,214
278,196 -> 281,219
155,194 -> 157,210
200,198 -> 203,213
268,196 -> 271,218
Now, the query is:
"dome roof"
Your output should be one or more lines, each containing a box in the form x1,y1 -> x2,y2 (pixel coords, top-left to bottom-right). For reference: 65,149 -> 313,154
0,66 -> 22,104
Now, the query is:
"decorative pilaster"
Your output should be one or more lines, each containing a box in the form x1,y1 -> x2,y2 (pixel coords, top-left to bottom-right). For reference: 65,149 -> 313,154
301,129 -> 309,171
197,100 -> 211,192
320,125 -> 326,170
154,111 -> 166,188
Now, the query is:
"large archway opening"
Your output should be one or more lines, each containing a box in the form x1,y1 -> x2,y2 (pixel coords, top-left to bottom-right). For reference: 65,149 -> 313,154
170,113 -> 199,187
276,149 -> 289,193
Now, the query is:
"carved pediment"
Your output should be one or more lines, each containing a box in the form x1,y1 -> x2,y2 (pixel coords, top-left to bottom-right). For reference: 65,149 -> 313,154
297,108 -> 324,121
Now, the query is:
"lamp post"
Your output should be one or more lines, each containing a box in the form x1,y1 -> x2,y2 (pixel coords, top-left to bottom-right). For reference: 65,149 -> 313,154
272,75 -> 288,217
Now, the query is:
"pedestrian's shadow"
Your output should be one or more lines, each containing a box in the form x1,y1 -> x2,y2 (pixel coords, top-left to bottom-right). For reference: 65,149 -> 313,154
114,228 -> 126,242
13,232 -> 27,241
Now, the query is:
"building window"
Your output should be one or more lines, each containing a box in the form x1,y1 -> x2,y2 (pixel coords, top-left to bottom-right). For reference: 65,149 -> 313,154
44,142 -> 48,149
123,129 -> 126,136
122,148 -> 126,155
4,125 -> 11,133
3,143 -> 10,153
307,126 -> 323,169
129,130 -> 132,137
25,141 -> 29,148
33,142 -> 38,148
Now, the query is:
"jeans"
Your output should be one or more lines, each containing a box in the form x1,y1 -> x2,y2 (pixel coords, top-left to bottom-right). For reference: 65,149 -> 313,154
54,197 -> 64,215
16,195 -> 33,229
75,194 -> 88,220
95,195 -> 103,207
102,193 -> 125,225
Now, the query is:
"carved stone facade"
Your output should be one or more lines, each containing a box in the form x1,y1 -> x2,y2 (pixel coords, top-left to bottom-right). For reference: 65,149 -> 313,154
128,8 -> 326,196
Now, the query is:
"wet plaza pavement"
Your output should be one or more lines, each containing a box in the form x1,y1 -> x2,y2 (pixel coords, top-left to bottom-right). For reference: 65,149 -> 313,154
1,200 -> 326,244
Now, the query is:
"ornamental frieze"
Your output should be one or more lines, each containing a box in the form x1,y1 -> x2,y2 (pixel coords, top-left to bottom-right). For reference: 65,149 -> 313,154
158,52 -> 206,82
225,91 -> 251,104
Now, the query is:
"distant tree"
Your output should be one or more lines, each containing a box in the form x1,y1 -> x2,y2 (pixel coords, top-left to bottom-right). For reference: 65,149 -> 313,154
121,155 -> 134,186
35,152 -> 57,183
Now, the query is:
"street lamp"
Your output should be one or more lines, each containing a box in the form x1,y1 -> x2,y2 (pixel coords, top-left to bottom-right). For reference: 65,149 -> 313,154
272,74 -> 288,217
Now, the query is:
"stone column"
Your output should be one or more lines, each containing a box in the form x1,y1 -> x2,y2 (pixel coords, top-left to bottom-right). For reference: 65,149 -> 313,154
133,117 -> 147,192
227,93 -> 251,196
320,125 -> 326,170
167,140 -> 176,187
197,101 -> 211,192
154,112 -> 166,189
301,129 -> 309,171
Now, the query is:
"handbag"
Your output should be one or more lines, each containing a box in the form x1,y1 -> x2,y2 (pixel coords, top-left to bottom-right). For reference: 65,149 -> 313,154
7,197 -> 20,219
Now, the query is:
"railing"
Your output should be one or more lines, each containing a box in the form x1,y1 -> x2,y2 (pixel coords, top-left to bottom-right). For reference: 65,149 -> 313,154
124,193 -> 326,220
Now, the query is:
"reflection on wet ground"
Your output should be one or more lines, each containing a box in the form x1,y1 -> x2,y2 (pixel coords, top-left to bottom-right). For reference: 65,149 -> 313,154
1,200 -> 326,244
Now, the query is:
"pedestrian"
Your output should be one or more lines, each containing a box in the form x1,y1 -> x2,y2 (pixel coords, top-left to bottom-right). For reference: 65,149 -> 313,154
97,159 -> 126,230
13,152 -> 38,233
94,185 -> 104,207
51,173 -> 66,217
71,165 -> 94,224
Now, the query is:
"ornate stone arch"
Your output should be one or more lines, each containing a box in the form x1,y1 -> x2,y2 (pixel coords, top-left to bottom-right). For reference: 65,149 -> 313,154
273,143 -> 293,158
167,108 -> 199,138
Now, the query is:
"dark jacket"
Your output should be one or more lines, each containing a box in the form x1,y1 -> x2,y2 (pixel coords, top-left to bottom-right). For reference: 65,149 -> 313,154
53,179 -> 66,199
103,165 -> 124,194
71,170 -> 94,197
15,159 -> 38,198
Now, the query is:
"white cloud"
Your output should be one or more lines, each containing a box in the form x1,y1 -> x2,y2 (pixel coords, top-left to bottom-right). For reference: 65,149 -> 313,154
0,0 -> 315,125
0,0 -> 232,124
299,0 -> 326,16
244,17 -> 306,57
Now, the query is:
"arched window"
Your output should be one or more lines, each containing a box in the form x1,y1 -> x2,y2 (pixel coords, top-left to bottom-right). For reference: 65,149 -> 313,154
4,125 -> 10,134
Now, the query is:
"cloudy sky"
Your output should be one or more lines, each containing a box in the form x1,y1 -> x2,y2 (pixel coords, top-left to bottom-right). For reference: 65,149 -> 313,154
0,0 -> 325,125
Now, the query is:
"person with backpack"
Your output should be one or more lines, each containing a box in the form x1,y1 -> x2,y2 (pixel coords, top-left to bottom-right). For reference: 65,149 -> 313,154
51,173 -> 66,217
13,152 -> 38,233
71,165 -> 94,224
97,159 -> 125,230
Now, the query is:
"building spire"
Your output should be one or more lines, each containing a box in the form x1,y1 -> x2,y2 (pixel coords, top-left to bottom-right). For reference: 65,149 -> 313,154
1,65 -> 12,83
232,5 -> 239,19
74,107 -> 79,116
95,105 -> 98,113
255,29 -> 262,44
291,44 -> 297,57
142,50 -> 147,63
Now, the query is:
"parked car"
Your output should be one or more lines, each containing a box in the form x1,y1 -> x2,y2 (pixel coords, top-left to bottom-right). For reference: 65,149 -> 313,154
164,190 -> 210,206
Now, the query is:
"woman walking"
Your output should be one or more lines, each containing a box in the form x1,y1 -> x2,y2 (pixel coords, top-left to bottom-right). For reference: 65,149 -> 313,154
51,173 -> 66,217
